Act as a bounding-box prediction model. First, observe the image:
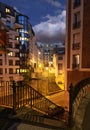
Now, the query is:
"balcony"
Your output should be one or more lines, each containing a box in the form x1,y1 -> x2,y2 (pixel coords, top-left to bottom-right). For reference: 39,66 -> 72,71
73,1 -> 81,9
73,21 -> 81,29
72,43 -> 80,50
14,22 -> 23,29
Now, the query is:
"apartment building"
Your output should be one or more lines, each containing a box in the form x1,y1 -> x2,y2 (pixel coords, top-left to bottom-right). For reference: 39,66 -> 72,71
53,47 -> 65,90
66,0 -> 90,89
0,2 -> 35,81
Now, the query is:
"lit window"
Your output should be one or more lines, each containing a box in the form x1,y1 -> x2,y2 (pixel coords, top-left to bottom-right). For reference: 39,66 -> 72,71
72,54 -> 80,69
8,52 -> 13,56
16,68 -> 20,74
6,8 -> 11,13
16,37 -> 19,40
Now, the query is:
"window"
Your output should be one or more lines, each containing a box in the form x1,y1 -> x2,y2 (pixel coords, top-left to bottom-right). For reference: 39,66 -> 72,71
8,43 -> 13,48
9,76 -> 13,81
0,59 -> 2,65
73,0 -> 81,8
15,52 -> 19,57
0,77 -> 3,81
72,55 -> 80,69
58,56 -> 63,60
6,21 -> 11,28
0,68 -> 3,74
8,52 -> 13,56
15,44 -> 19,49
9,68 -> 13,74
9,60 -> 13,65
5,8 -> 11,13
72,33 -> 80,50
5,68 -> 7,73
58,63 -> 63,70
15,60 -> 20,65
16,68 -> 20,74
73,33 -> 80,43
73,12 -> 80,29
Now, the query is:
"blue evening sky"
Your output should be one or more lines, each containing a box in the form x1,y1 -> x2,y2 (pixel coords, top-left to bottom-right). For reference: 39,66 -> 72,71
0,0 -> 66,44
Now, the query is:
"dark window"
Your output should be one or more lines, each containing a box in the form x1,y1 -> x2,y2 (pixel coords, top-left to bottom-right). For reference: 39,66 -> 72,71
15,60 -> 20,65
15,44 -> 19,49
9,68 -> 13,74
9,60 -> 13,65
0,59 -> 2,65
15,52 -> 19,57
73,12 -> 80,29
5,68 -> 7,73
58,57 -> 63,60
73,0 -> 81,8
0,68 -> 3,74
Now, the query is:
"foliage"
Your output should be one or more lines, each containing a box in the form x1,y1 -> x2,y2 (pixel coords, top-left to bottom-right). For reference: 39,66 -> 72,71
23,65 -> 34,83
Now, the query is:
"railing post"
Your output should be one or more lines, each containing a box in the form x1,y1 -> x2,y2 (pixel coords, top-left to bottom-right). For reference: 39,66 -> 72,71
68,83 -> 74,129
12,80 -> 16,114
30,87 -> 32,108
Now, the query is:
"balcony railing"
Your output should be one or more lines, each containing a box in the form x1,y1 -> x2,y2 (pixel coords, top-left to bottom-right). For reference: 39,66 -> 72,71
72,43 -> 80,50
73,21 -> 81,29
72,63 -> 79,69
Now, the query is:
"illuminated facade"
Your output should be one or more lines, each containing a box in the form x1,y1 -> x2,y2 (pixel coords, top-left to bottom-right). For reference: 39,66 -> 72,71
0,2 -> 35,81
53,47 -> 65,90
66,0 -> 90,89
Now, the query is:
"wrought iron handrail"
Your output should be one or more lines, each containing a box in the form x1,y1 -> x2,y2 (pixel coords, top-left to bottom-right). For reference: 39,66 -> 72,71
13,81 -> 64,117
0,80 -> 64,117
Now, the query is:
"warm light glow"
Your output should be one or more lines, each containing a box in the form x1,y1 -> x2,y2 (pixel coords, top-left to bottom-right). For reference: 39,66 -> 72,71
6,8 -> 10,13
39,64 -> 41,68
38,52 -> 41,55
45,67 -> 48,70
8,52 -> 13,56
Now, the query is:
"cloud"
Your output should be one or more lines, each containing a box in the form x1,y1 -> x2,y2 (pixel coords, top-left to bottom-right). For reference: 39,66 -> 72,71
45,0 -> 61,7
33,10 -> 66,44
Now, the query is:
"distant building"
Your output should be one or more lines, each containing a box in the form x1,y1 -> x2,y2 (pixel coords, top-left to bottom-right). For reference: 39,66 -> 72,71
43,43 -> 64,67
66,0 -> 90,89
53,46 -> 65,90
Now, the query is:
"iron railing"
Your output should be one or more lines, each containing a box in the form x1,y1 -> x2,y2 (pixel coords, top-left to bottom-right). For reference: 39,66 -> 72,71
0,81 -> 13,108
0,81 -> 64,117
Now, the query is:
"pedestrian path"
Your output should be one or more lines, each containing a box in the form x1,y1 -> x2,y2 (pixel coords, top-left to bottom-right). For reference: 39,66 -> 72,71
46,91 -> 69,111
